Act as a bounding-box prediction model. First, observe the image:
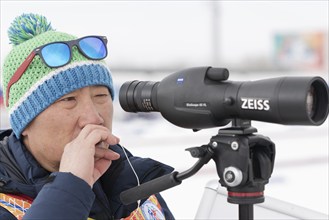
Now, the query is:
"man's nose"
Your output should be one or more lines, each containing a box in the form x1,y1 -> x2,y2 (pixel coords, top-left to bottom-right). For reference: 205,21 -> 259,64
78,99 -> 104,127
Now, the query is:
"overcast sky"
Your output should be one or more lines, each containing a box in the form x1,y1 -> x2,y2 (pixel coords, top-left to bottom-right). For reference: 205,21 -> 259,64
1,1 -> 328,72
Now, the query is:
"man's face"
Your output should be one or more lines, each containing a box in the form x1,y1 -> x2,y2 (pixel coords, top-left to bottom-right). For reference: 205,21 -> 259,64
22,85 -> 114,172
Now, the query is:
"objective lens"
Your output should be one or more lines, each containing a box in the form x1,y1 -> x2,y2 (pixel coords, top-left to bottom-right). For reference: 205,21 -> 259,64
305,79 -> 329,124
306,86 -> 316,119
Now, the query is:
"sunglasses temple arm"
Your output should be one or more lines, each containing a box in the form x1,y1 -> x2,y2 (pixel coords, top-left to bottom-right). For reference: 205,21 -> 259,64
6,51 -> 36,107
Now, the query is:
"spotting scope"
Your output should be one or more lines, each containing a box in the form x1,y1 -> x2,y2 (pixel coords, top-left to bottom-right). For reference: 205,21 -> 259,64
119,67 -> 329,129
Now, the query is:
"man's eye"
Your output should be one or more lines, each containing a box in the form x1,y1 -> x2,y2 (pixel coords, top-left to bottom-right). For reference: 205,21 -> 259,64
55,96 -> 77,109
95,94 -> 109,97
60,97 -> 76,102
94,93 -> 110,103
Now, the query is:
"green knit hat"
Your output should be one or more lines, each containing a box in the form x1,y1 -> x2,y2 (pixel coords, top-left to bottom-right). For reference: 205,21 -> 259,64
1,13 -> 114,138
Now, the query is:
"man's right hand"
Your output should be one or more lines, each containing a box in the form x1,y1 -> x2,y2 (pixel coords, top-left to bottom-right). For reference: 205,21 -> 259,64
59,124 -> 120,187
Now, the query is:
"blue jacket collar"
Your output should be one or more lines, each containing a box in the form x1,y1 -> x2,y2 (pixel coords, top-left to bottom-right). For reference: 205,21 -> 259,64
0,129 -> 50,198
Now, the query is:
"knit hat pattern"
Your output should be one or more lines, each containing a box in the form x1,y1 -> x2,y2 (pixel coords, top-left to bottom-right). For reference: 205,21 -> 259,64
1,14 -> 114,138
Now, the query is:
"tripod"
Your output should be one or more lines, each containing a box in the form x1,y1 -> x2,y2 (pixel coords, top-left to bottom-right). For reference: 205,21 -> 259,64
120,119 -> 276,220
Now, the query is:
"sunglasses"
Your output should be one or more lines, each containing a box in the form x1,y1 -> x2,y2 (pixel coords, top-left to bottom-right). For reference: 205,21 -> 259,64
6,35 -> 108,107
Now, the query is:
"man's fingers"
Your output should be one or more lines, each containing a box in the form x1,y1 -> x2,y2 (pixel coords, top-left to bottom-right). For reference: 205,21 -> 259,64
94,147 -> 120,160
93,159 -> 113,181
86,128 -> 120,147
78,124 -> 108,139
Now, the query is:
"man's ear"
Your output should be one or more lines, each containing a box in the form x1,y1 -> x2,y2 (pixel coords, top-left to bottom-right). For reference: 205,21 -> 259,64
22,126 -> 29,137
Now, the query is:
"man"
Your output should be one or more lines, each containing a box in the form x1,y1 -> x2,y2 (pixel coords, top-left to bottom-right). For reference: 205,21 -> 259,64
0,13 -> 174,219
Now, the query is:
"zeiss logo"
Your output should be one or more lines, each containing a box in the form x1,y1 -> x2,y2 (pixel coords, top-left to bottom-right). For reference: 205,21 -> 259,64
241,98 -> 270,111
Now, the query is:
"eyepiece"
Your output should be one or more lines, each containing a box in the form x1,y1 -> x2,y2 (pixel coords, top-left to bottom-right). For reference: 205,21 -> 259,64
119,80 -> 159,112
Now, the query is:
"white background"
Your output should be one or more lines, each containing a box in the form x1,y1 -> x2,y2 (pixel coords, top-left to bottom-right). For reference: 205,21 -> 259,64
1,1 -> 328,219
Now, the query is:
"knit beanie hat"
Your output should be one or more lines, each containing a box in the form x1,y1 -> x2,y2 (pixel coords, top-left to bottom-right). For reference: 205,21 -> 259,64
1,13 -> 114,138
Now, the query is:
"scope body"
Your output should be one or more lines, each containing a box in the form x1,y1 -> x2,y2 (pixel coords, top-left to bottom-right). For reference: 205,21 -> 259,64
119,67 -> 329,130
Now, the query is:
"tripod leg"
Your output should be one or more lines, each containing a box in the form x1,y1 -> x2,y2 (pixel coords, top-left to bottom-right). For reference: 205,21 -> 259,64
239,204 -> 253,220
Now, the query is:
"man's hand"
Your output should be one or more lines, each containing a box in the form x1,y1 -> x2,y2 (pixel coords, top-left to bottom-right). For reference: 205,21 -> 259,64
59,125 -> 120,187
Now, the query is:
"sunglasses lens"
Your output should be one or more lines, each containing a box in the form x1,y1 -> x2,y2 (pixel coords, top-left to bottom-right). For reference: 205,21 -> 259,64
41,43 -> 70,67
79,37 -> 107,59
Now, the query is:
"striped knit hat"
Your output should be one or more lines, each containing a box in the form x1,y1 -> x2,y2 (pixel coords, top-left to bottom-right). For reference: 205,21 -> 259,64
1,13 -> 114,138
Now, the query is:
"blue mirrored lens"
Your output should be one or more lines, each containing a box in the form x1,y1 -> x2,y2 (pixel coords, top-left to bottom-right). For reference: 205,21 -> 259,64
41,43 -> 70,67
79,37 -> 107,59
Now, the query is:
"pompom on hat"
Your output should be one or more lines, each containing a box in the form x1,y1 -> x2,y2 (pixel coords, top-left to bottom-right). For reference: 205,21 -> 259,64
1,13 -> 114,138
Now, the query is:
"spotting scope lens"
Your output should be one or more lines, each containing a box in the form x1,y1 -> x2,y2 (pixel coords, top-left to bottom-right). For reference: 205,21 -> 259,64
305,79 -> 328,123
306,86 -> 315,119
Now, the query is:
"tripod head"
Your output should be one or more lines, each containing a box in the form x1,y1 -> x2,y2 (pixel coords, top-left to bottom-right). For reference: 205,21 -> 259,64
120,119 -> 275,220
211,119 -> 275,205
